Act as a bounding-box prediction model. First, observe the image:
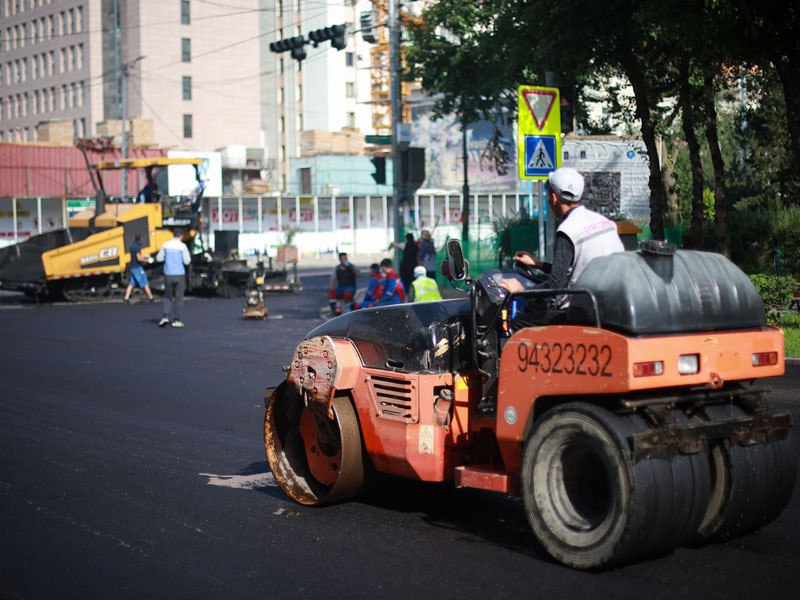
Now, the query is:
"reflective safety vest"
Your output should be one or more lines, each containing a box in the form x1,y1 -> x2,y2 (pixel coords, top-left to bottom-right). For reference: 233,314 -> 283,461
411,276 -> 443,302
557,205 -> 624,287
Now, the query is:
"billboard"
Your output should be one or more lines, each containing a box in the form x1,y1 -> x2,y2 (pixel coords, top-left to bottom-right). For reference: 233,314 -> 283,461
411,111 -> 517,192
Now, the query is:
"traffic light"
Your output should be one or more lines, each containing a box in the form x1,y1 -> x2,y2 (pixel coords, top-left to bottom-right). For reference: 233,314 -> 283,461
557,86 -> 575,134
371,156 -> 386,185
402,148 -> 426,189
269,35 -> 307,62
308,24 -> 347,50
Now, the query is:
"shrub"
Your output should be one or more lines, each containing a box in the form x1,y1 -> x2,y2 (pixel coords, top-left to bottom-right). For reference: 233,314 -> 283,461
749,273 -> 795,324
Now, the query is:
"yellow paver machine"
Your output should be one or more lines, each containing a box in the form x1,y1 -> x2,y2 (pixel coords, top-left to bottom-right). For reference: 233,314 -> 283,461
0,155 -> 225,300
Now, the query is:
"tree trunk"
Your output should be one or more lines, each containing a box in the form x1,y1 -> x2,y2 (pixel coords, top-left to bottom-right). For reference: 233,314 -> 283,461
773,57 -> 800,186
702,68 -> 729,257
627,60 -> 665,240
679,56 -> 705,249
661,141 -> 684,230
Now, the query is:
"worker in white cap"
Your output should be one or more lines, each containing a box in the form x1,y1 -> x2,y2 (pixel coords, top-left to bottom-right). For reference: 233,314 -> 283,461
410,265 -> 443,303
501,167 -> 623,299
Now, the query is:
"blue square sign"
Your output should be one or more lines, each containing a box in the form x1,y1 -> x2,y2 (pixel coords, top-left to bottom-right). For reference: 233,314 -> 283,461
524,135 -> 557,177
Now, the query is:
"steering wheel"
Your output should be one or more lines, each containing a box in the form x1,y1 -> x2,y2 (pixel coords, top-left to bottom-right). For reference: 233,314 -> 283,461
513,260 -> 548,285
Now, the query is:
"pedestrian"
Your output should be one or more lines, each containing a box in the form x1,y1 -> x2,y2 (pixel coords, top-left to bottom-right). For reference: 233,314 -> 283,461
374,258 -> 405,305
156,228 -> 191,328
410,265 -> 442,303
329,252 -> 360,315
123,234 -> 154,303
353,263 -> 383,310
393,232 -> 419,293
418,229 -> 437,279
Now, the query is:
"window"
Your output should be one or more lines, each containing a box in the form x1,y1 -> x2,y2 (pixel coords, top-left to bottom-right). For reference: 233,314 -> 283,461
80,80 -> 85,105
77,6 -> 83,32
182,76 -> 191,100
345,82 -> 354,98
181,1 -> 190,25
70,45 -> 76,71
347,112 -> 355,127
181,38 -> 191,62
183,113 -> 192,138
346,52 -> 354,67
69,8 -> 75,33
78,44 -> 84,69
59,48 -> 65,73
60,11 -> 66,35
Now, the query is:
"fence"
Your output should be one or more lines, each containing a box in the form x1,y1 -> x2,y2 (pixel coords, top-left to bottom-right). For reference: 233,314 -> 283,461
0,193 -> 538,266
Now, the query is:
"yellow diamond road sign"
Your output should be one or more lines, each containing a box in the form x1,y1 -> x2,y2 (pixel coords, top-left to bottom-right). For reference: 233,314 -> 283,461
518,85 -> 562,180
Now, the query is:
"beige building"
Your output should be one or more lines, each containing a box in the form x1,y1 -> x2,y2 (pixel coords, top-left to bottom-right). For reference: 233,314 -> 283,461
1,1 -> 380,192
1,0 -> 262,150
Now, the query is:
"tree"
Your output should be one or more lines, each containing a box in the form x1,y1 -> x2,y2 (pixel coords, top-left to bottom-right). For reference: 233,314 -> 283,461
736,0 -> 800,194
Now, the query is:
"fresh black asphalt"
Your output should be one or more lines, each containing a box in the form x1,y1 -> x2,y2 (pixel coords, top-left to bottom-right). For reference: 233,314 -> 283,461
0,272 -> 798,599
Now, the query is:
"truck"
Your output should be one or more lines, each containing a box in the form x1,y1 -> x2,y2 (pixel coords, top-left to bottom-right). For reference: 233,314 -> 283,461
263,239 -> 796,569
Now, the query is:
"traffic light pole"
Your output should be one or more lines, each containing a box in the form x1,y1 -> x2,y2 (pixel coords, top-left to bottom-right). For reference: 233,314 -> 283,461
389,0 -> 403,266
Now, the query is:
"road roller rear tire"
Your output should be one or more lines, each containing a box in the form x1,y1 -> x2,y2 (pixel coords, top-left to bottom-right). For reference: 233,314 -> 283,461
694,401 -> 797,542
265,381 -> 365,506
521,402 -> 711,569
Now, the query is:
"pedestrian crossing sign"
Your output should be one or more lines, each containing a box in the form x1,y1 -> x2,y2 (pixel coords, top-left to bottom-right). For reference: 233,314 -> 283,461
524,135 -> 557,177
518,85 -> 562,179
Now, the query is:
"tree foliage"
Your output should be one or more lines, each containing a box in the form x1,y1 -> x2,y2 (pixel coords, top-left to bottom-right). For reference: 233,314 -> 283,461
406,0 -> 800,264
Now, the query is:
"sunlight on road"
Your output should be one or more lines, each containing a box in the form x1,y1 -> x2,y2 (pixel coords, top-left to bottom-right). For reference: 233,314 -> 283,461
199,472 -> 277,489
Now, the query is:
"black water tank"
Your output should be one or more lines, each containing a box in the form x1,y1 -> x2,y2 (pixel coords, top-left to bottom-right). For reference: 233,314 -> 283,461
572,244 -> 766,335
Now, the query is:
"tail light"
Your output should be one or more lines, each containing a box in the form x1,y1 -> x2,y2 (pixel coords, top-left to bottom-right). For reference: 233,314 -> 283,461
633,361 -> 664,377
752,351 -> 778,367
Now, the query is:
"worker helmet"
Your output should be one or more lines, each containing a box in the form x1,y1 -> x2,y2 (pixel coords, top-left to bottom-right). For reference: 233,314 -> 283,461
547,167 -> 584,202
414,265 -> 427,278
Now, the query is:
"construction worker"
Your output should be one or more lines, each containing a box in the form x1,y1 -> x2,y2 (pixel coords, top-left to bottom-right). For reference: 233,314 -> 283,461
410,265 -> 442,303
374,258 -> 405,305
353,263 -> 384,310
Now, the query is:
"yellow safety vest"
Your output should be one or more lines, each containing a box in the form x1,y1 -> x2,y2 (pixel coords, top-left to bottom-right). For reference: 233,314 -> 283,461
412,276 -> 443,302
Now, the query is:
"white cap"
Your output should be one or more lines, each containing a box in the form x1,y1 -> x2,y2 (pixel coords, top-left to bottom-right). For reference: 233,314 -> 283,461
548,167 -> 584,202
413,265 -> 427,278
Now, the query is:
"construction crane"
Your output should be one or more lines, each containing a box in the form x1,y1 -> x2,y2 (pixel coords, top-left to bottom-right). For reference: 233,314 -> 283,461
366,0 -> 422,135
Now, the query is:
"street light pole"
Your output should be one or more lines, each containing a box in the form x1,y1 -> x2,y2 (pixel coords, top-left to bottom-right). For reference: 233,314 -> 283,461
389,0 -> 402,266
120,56 -> 144,200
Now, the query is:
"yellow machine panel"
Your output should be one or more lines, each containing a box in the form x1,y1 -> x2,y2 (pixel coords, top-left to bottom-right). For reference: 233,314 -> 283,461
42,228 -> 129,279
69,202 -> 163,230
44,204 -> 167,280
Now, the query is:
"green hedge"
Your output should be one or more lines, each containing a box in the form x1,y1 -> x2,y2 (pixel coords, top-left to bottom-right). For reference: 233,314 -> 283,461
749,273 -> 795,324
